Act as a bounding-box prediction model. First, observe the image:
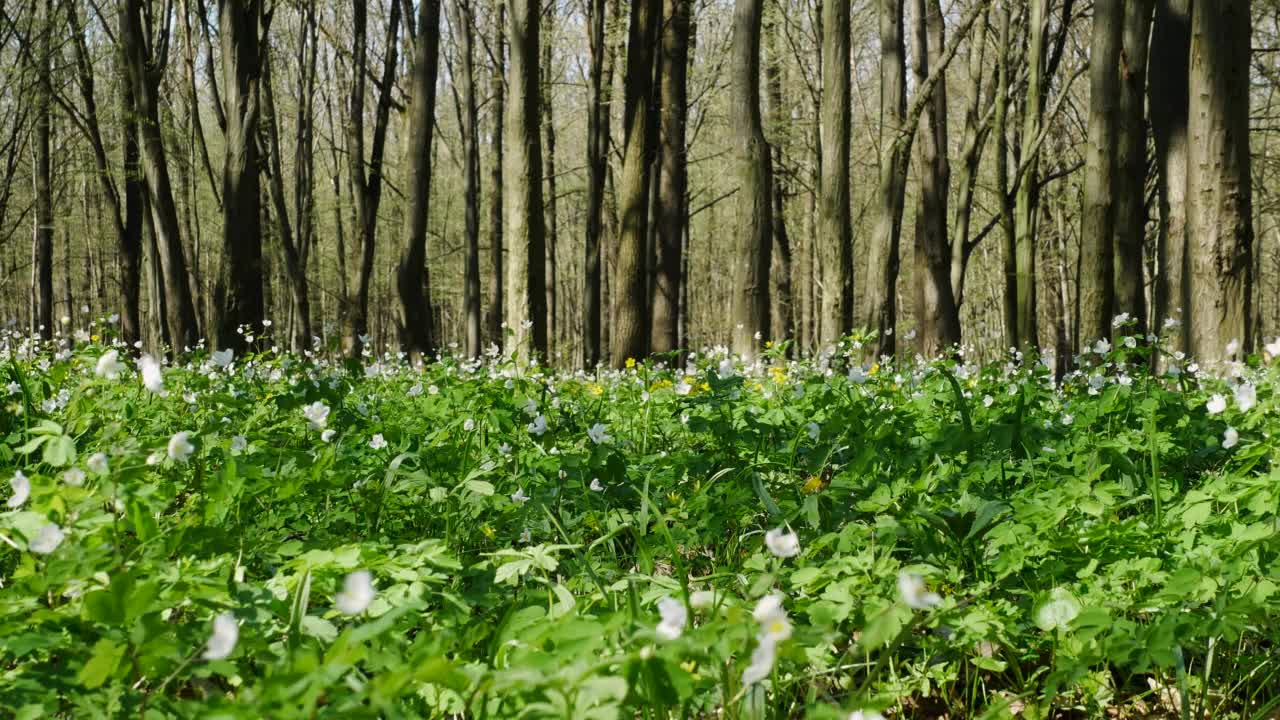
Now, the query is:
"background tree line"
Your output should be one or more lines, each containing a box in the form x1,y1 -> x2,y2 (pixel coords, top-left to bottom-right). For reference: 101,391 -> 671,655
0,0 -> 1269,368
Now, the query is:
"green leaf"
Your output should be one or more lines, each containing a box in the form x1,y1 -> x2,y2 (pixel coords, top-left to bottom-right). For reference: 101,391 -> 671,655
42,435 -> 75,467
77,638 -> 125,689
463,479 -> 494,496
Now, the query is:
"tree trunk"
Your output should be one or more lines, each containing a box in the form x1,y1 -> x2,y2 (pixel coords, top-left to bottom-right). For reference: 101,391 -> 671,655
505,0 -> 548,360
397,0 -> 442,357
214,0 -> 266,352
819,0 -> 851,346
949,3 -> 991,310
583,0 -> 608,366
120,0 -> 201,353
911,0 -> 959,357
652,0 -> 690,355
454,0 -> 483,358
1078,0 -> 1123,350
541,32 -> 559,358
729,0 -> 772,358
33,0 -> 53,340
1185,0 -> 1253,363
862,0 -> 907,359
1114,0 -> 1154,334
766,10 -> 792,345
345,0 -> 401,356
487,0 -> 506,347
1151,0 -> 1190,341
610,0 -> 659,366
1012,0 -> 1050,350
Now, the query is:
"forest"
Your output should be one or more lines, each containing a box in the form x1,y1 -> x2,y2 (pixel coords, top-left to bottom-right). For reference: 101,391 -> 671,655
0,0 -> 1268,367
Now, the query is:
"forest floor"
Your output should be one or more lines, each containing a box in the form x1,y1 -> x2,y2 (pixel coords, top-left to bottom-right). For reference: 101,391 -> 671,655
1,330 -> 1279,719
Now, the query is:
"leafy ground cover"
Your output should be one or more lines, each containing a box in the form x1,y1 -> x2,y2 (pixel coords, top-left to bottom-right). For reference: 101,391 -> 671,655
2,327 -> 1280,719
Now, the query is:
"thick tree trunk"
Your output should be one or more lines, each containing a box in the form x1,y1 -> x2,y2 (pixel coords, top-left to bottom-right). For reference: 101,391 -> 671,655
1078,0 -> 1123,350
729,0 -> 772,358
819,0 -> 851,346
505,0 -> 549,360
454,0 -> 483,358
121,0 -> 200,353
1114,0 -> 1154,334
652,0 -> 690,355
610,0 -> 659,366
911,0 -> 959,357
397,0 -> 442,357
583,0 -> 608,366
1185,0 -> 1253,363
214,0 -> 266,352
487,1 -> 506,347
950,4 -> 991,310
862,0 -> 907,359
1151,0 -> 1191,341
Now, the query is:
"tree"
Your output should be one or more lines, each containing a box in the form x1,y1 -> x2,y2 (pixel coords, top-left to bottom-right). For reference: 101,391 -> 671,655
819,0 -> 852,346
1078,0 -> 1122,349
120,0 -> 201,353
451,0 -> 483,358
729,0 -> 772,358
1185,0 -> 1253,363
488,0 -> 506,347
398,0 -> 443,357
766,9 -> 792,345
652,0 -> 690,355
583,0 -> 608,366
1113,0 -> 1154,334
911,0 -> 959,356
505,0 -> 548,360
610,0 -> 659,366
32,0 -> 53,340
214,0 -> 267,352
1151,0 -> 1190,339
344,0 -> 401,356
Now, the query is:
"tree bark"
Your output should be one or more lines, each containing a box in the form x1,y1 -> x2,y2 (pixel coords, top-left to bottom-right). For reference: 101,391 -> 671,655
541,31 -> 559,357
345,0 -> 402,356
1114,0 -> 1154,334
1012,0 -> 1050,350
453,0 -> 483,358
767,10 -> 792,346
819,0 -> 852,346
505,0 -> 548,360
488,0 -> 506,348
610,0 -> 659,366
214,0 -> 266,352
729,0 -> 772,358
397,0 -> 442,357
911,0 -> 959,357
1151,0 -> 1191,341
583,0 -> 608,366
862,0 -> 907,359
652,0 -> 690,355
120,0 -> 201,353
1078,0 -> 1123,350
1185,0 -> 1253,363
33,0 -> 53,340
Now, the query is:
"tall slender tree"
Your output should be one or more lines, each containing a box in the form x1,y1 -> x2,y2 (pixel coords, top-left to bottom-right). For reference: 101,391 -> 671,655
1151,0 -> 1190,338
452,0 -> 483,358
610,0 -> 659,366
397,0 -> 443,357
911,0 -> 959,356
214,0 -> 267,352
652,0 -> 690,355
1078,0 -> 1123,348
488,0 -> 506,347
729,0 -> 772,358
1114,0 -> 1154,333
505,0 -> 548,360
819,0 -> 851,346
583,0 -> 608,366
32,0 -> 53,340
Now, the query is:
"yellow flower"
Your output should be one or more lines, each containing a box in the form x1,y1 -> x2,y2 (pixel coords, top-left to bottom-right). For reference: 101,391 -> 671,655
588,383 -> 604,397
768,366 -> 787,383
697,383 -> 710,393
765,341 -> 774,349
481,524 -> 496,540
626,357 -> 637,369
650,379 -> 673,391
801,475 -> 825,494
90,334 -> 100,342
869,363 -> 880,375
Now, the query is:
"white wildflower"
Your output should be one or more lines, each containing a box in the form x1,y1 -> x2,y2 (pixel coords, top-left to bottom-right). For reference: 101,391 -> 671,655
29,523 -> 64,554
1206,394 -> 1227,415
655,597 -> 687,641
511,487 -> 530,505
139,355 -> 165,395
302,401 -> 330,429
587,423 -> 611,444
1223,426 -> 1239,449
63,467 -> 85,487
335,570 -> 376,615
1234,383 -> 1257,412
87,452 -> 109,475
764,527 -> 801,559
202,612 -> 239,660
897,571 -> 942,610
369,433 -> 388,450
167,431 -> 195,463
95,350 -> 126,379
8,471 -> 30,508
